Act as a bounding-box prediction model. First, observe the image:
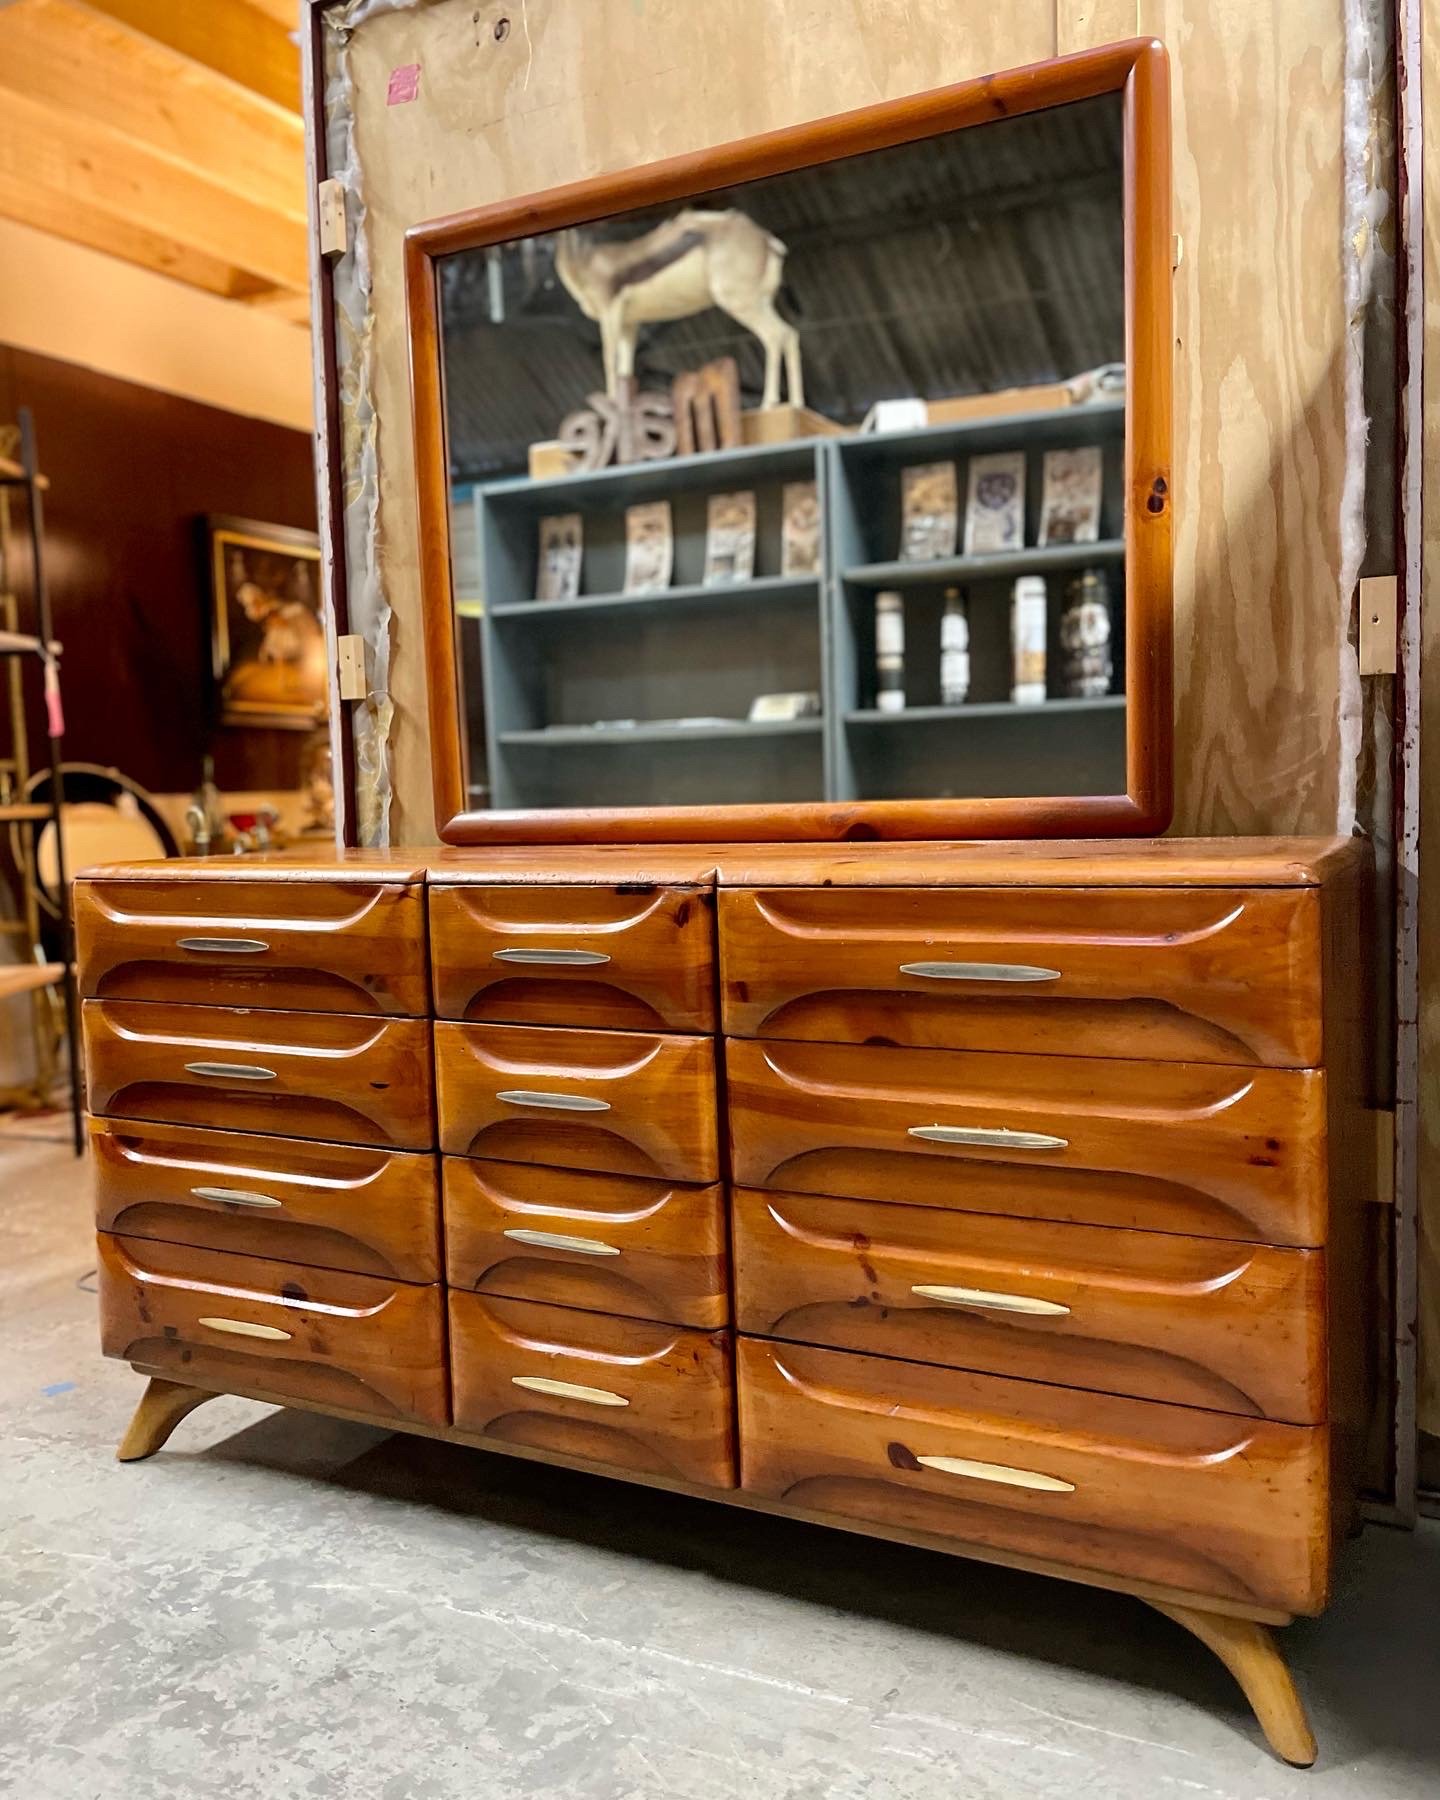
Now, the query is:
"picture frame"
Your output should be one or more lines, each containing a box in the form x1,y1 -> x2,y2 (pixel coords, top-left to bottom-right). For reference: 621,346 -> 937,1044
204,514 -> 324,731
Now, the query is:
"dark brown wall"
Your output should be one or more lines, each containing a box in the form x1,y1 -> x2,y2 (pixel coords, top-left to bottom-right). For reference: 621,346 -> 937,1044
0,344 -> 318,798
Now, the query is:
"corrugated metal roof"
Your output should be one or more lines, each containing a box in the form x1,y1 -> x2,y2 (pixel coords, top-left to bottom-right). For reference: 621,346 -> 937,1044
440,94 -> 1124,481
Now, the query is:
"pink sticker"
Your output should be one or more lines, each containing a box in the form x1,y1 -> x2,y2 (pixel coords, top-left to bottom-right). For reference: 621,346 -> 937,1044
386,62 -> 421,105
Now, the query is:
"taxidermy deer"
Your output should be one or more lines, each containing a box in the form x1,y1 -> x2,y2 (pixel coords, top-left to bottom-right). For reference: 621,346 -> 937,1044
554,209 -> 804,409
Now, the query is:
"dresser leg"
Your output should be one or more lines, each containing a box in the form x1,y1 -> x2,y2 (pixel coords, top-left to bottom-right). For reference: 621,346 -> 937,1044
1150,1601 -> 1317,1767
116,1378 -> 220,1462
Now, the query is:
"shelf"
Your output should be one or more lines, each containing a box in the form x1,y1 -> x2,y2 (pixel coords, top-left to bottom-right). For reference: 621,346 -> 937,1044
0,962 -> 64,1001
0,802 -> 51,822
837,398 -> 1125,467
481,436 -> 823,511
491,575 -> 821,622
846,697 -> 1125,725
843,539 -> 1125,590
499,718 -> 823,749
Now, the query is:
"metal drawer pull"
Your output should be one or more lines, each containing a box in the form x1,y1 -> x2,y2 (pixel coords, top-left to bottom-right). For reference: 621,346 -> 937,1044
908,1124 -> 1068,1150
496,1089 -> 611,1112
191,1186 -> 283,1210
197,1317 -> 292,1341
911,1284 -> 1070,1317
493,948 -> 611,966
900,961 -> 1061,983
184,1062 -> 278,1082
503,1228 -> 621,1256
176,936 -> 270,954
511,1375 -> 629,1407
914,1455 -> 1075,1493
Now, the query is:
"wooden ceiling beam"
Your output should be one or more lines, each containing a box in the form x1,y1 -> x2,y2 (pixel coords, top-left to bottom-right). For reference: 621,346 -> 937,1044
0,1 -> 306,221
75,0 -> 302,116
0,84 -> 309,294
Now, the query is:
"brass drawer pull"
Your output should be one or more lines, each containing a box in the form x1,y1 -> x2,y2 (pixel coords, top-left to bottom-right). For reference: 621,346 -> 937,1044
908,1124 -> 1068,1150
502,1228 -> 621,1256
914,1454 -> 1075,1493
197,1317 -> 292,1341
176,936 -> 270,954
511,1374 -> 629,1407
191,1185 -> 283,1210
911,1284 -> 1070,1317
496,1089 -> 611,1112
493,948 -> 612,966
184,1062 -> 279,1082
900,961 -> 1061,983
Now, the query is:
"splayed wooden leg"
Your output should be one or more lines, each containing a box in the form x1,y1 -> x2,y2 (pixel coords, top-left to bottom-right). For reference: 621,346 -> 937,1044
116,1378 -> 220,1462
1151,1601 -> 1317,1767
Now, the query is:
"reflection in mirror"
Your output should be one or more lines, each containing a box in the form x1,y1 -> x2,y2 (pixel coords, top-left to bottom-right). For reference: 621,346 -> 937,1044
440,94 -> 1125,815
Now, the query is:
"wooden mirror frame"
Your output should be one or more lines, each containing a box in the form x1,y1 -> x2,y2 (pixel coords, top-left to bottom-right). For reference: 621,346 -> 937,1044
406,38 -> 1172,845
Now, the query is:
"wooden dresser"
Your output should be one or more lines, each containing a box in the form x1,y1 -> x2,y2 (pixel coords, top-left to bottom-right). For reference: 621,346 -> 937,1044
76,836 -> 1370,1766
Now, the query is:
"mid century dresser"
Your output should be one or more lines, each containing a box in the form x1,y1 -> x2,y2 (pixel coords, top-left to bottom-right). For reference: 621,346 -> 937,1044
76,835 -> 1369,1766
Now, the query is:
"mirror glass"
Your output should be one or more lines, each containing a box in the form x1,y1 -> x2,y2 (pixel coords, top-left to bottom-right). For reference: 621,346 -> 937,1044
439,94 -> 1126,814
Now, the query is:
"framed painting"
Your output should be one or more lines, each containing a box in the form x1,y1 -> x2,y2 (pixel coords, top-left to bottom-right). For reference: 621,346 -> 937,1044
205,514 -> 325,730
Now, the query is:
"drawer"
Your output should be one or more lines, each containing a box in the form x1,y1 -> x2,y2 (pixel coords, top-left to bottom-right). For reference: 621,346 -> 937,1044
435,1021 -> 719,1182
733,1188 -> 1324,1421
91,1119 -> 440,1283
82,999 -> 434,1150
719,886 -> 1322,1066
737,1338 -> 1329,1614
430,883 -> 714,1032
75,877 -> 428,1016
444,1157 -> 728,1328
449,1292 -> 734,1487
727,1038 -> 1327,1246
97,1231 -> 447,1424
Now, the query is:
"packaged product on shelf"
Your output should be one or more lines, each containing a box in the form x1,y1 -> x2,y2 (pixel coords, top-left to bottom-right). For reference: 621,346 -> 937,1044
1060,567 -> 1114,696
940,586 -> 970,705
1037,446 -> 1103,545
703,490 -> 757,584
535,513 -> 583,600
622,500 -> 674,594
875,590 -> 906,712
899,462 -> 958,560
780,480 -> 821,576
963,450 -> 1026,554
1011,574 -> 1048,704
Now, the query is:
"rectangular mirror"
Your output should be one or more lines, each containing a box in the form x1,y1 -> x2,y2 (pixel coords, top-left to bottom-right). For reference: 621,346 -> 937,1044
407,40 -> 1171,843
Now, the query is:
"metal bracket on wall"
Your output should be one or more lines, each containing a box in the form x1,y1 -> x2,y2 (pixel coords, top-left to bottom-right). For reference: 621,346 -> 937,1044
336,634 -> 368,702
1358,575 -> 1398,675
317,178 -> 348,258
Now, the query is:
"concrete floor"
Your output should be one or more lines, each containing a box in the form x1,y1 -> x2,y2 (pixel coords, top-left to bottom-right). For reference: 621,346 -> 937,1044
2,1122 -> 1437,1800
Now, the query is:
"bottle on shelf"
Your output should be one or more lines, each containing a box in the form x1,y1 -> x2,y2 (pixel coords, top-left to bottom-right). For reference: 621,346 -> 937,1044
1060,568 -> 1114,698
875,590 -> 905,712
940,585 -> 970,706
1010,575 -> 1048,705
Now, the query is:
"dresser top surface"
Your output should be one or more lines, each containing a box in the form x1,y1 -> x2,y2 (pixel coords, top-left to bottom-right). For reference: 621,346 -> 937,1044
78,837 -> 1365,889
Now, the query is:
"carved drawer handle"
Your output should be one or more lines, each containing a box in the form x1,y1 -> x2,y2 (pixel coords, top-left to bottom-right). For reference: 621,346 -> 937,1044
191,1185 -> 283,1210
503,1228 -> 621,1256
914,1454 -> 1075,1493
176,936 -> 270,954
911,1284 -> 1070,1317
907,1124 -> 1068,1151
493,948 -> 612,966
496,1089 -> 611,1112
184,1062 -> 279,1082
197,1317 -> 293,1341
511,1374 -> 629,1407
899,961 -> 1061,983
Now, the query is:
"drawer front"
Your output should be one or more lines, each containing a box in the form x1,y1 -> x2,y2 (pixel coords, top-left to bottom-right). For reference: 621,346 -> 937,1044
97,1231 -> 447,1424
75,878 -> 428,1016
435,1021 -> 719,1182
727,1038 -> 1327,1247
737,1338 -> 1329,1614
444,1158 -> 727,1328
430,883 -> 714,1032
720,887 -> 1322,1067
83,999 -> 434,1150
733,1188 -> 1324,1422
91,1119 -> 440,1282
449,1292 -> 734,1487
